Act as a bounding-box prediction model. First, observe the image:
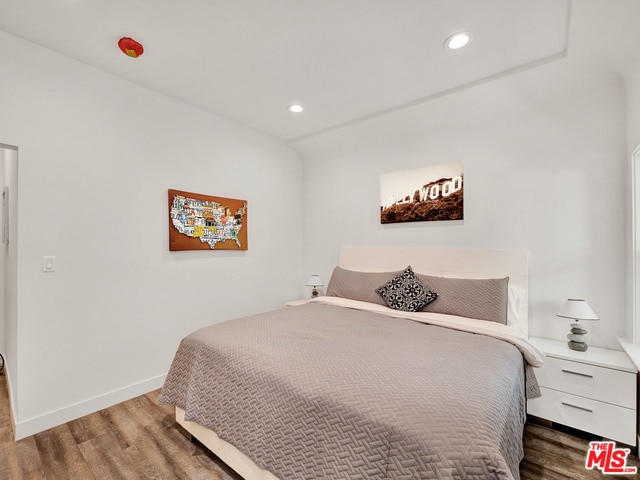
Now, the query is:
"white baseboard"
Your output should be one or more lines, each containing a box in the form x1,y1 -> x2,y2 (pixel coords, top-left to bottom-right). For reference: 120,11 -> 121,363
13,374 -> 166,440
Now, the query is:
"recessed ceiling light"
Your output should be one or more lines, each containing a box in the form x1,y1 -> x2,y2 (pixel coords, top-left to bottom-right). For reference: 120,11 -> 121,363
288,104 -> 304,113
444,32 -> 471,50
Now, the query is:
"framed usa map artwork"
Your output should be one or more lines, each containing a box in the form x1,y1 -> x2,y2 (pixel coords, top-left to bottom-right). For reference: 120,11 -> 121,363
168,189 -> 248,251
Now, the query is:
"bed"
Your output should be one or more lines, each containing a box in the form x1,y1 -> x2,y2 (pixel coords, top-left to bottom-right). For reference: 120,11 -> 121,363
159,246 -> 543,480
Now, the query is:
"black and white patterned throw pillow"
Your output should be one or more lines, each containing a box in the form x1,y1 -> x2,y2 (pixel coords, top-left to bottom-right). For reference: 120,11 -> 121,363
375,266 -> 438,312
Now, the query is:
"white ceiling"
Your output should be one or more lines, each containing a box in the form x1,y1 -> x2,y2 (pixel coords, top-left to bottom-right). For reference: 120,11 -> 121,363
0,0 -> 575,142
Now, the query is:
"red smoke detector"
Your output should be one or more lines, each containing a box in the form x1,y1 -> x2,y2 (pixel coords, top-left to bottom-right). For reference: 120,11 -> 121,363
118,37 -> 144,58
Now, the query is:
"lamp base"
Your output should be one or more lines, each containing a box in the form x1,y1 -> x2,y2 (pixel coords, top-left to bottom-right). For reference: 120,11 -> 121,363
567,340 -> 588,352
311,287 -> 319,299
567,322 -> 588,351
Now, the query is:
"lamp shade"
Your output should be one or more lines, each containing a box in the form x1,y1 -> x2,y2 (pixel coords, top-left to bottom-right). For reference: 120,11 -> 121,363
306,275 -> 323,287
556,299 -> 598,321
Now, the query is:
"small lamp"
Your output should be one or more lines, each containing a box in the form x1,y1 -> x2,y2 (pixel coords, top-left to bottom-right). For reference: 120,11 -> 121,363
306,275 -> 323,299
556,299 -> 599,352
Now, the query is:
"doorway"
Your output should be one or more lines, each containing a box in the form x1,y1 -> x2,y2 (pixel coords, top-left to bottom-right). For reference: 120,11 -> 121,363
0,143 -> 18,382
632,145 -> 640,345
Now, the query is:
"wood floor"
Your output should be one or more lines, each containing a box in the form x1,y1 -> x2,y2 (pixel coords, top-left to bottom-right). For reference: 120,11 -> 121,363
521,421 -> 640,479
1,372 -> 638,479
0,374 -> 241,480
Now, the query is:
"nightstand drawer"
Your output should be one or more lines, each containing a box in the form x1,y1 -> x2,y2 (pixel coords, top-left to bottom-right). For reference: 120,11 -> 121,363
536,356 -> 636,409
528,387 -> 636,445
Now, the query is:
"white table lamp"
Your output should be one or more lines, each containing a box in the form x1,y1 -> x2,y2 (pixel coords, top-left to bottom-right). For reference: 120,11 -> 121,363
306,275 -> 323,298
556,299 -> 598,351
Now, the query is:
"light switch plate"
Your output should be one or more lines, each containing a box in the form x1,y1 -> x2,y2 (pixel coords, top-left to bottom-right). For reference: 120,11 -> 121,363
42,255 -> 56,272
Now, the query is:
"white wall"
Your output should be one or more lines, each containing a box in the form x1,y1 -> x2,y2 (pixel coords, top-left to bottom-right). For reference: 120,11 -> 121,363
0,31 -> 304,438
294,55 -> 627,350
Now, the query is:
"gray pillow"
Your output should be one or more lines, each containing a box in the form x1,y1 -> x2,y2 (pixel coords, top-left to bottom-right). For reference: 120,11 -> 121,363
326,266 -> 402,306
416,274 -> 509,324
326,266 -> 509,324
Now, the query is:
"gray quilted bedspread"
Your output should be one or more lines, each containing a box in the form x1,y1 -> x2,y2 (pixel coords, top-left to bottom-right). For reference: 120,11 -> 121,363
159,303 -> 527,480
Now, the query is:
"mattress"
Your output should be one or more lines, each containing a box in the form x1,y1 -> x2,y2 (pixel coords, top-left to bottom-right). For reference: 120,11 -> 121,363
159,298 -> 542,480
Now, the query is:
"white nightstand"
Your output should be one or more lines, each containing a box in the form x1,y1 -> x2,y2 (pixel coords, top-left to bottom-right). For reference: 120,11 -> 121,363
527,337 -> 637,445
285,299 -> 310,307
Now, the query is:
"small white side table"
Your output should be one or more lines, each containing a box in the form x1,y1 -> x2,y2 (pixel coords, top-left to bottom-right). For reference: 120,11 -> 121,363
527,336 -> 637,446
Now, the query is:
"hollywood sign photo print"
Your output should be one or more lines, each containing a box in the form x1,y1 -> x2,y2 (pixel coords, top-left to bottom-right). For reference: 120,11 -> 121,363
380,162 -> 463,224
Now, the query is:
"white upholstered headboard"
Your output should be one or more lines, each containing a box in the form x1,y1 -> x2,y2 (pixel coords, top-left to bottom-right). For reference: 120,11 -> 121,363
338,246 -> 529,336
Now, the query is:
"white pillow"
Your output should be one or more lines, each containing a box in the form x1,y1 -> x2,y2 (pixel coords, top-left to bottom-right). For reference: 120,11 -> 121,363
507,285 -> 525,326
